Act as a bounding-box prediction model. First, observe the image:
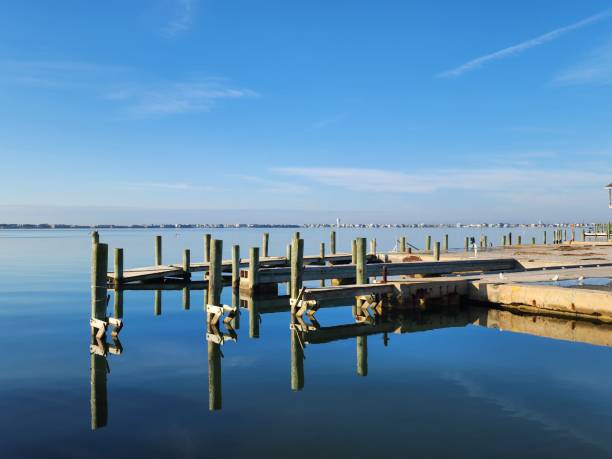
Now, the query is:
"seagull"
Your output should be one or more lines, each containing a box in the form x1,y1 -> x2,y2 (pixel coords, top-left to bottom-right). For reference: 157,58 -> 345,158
551,274 -> 559,282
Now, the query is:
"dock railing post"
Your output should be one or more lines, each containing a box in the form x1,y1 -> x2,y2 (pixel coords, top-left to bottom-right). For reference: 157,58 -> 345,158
433,241 -> 440,261
204,234 -> 211,263
232,245 -> 240,290
113,248 -> 123,288
356,238 -> 367,284
248,247 -> 260,292
262,232 -> 269,258
290,237 -> 304,300
154,235 -> 162,266
330,230 -> 336,255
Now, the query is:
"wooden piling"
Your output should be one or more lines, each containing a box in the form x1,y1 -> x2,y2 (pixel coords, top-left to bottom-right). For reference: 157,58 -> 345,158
400,236 -> 406,253
464,237 -> 469,251
91,242 -> 108,320
502,235 -> 507,246
330,230 -> 336,255
532,237 -> 536,245
91,231 -> 99,245
204,234 -> 211,263
356,238 -> 367,284
183,249 -> 190,279
319,242 -> 325,287
208,239 -> 223,306
351,239 -> 357,264
290,238 -> 304,299
370,238 -> 377,256
443,234 -> 449,252
262,232 -> 269,258
517,235 -> 522,245
508,232 -> 513,246
426,235 -> 432,252
433,241 -> 440,261
232,245 -> 240,290
582,229 -> 586,242
544,231 -> 547,244
154,235 -> 162,266
248,247 -> 260,291
113,248 -> 123,287
484,235 -> 488,248
356,336 -> 368,377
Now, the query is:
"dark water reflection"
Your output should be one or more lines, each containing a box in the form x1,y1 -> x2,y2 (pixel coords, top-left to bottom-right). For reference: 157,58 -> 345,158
3,229 -> 612,458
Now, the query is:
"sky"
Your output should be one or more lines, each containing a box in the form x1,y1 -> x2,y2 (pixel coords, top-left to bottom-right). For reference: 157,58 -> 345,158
1,0 -> 612,224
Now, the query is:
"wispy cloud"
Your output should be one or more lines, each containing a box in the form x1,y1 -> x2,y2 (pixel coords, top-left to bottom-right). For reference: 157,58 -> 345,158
123,181 -> 212,191
553,42 -> 612,86
107,79 -> 259,117
438,9 -> 612,78
273,166 -> 610,193
230,175 -> 310,194
163,0 -> 198,37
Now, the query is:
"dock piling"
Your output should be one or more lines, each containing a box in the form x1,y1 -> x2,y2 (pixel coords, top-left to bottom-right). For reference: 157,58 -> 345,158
91,242 -> 108,320
154,235 -> 162,266
400,236 -> 406,253
248,247 -> 260,291
208,239 -> 223,306
232,245 -> 240,290
370,238 -> 377,256
443,234 -> 449,252
113,248 -> 123,287
290,238 -> 304,299
426,235 -> 432,252
262,232 -> 269,258
464,237 -> 469,251
356,238 -> 367,284
330,230 -> 336,255
434,241 -> 440,261
204,234 -> 211,263
182,249 -> 190,279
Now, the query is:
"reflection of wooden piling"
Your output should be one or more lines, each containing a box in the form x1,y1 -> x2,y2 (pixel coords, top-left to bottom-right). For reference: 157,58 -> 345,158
208,341 -> 222,411
113,290 -> 123,319
154,290 -> 161,315
290,238 -> 304,299
113,248 -> 123,287
182,287 -> 190,310
91,242 -> 108,320
356,238 -> 367,284
247,297 -> 259,338
291,330 -> 304,391
232,245 -> 240,290
155,235 -> 162,266
231,287 -> 240,329
208,239 -> 223,306
330,230 -> 336,254
434,241 -> 440,261
356,336 -> 367,377
248,247 -> 260,291
204,234 -> 211,263
90,352 -> 107,430
262,232 -> 269,258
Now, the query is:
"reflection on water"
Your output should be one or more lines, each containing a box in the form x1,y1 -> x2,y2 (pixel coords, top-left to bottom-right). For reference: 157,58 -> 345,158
91,286 -> 612,430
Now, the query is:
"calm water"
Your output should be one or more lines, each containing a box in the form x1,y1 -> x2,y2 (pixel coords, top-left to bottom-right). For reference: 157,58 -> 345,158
2,228 -> 612,459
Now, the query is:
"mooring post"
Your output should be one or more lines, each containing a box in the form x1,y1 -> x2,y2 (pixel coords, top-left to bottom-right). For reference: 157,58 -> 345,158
208,239 -> 223,306
517,235 -> 522,245
484,235 -> 488,248
91,230 -> 99,245
582,228 -> 586,242
357,336 -> 368,377
544,231 -> 547,244
330,230 -> 336,255
508,232 -> 513,246
433,241 -> 440,261
231,245 -> 240,290
183,249 -> 191,280
400,236 -> 406,253
204,233 -> 211,263
351,239 -> 357,264
91,242 -> 108,320
290,238 -> 304,299
464,236 -> 469,251
426,235 -> 432,252
356,237 -> 367,284
113,248 -> 123,287
443,234 -> 449,252
248,247 -> 260,291
154,235 -> 162,266
370,238 -> 377,256
532,237 -> 536,245
502,235 -> 507,246
262,232 -> 269,258
291,329 -> 305,391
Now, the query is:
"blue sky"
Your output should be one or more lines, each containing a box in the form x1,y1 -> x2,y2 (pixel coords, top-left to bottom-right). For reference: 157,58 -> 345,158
1,0 -> 611,223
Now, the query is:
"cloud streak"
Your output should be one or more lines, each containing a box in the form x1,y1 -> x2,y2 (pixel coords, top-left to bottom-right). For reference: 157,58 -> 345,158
274,166 -> 610,194
553,42 -> 612,86
439,9 -> 612,78
163,0 -> 197,37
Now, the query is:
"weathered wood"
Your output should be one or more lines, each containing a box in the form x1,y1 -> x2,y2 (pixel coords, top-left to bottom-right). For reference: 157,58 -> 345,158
154,235 -> 162,266
508,232 -> 513,246
204,234 -> 211,263
208,239 -> 223,306
426,235 -> 432,252
464,236 -> 469,251
434,241 -> 440,261
91,242 -> 108,320
290,238 -> 304,299
517,235 -> 522,245
232,245 -> 240,289
370,238 -> 377,256
400,236 -> 406,253
262,232 -> 269,258
183,249 -> 190,279
532,237 -> 536,245
544,231 -> 547,244
330,230 -> 336,254
356,238 -> 367,284
248,247 -> 260,290
351,239 -> 357,264
114,248 -> 123,285
443,234 -> 449,252
302,283 -> 396,301
91,231 -> 99,245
